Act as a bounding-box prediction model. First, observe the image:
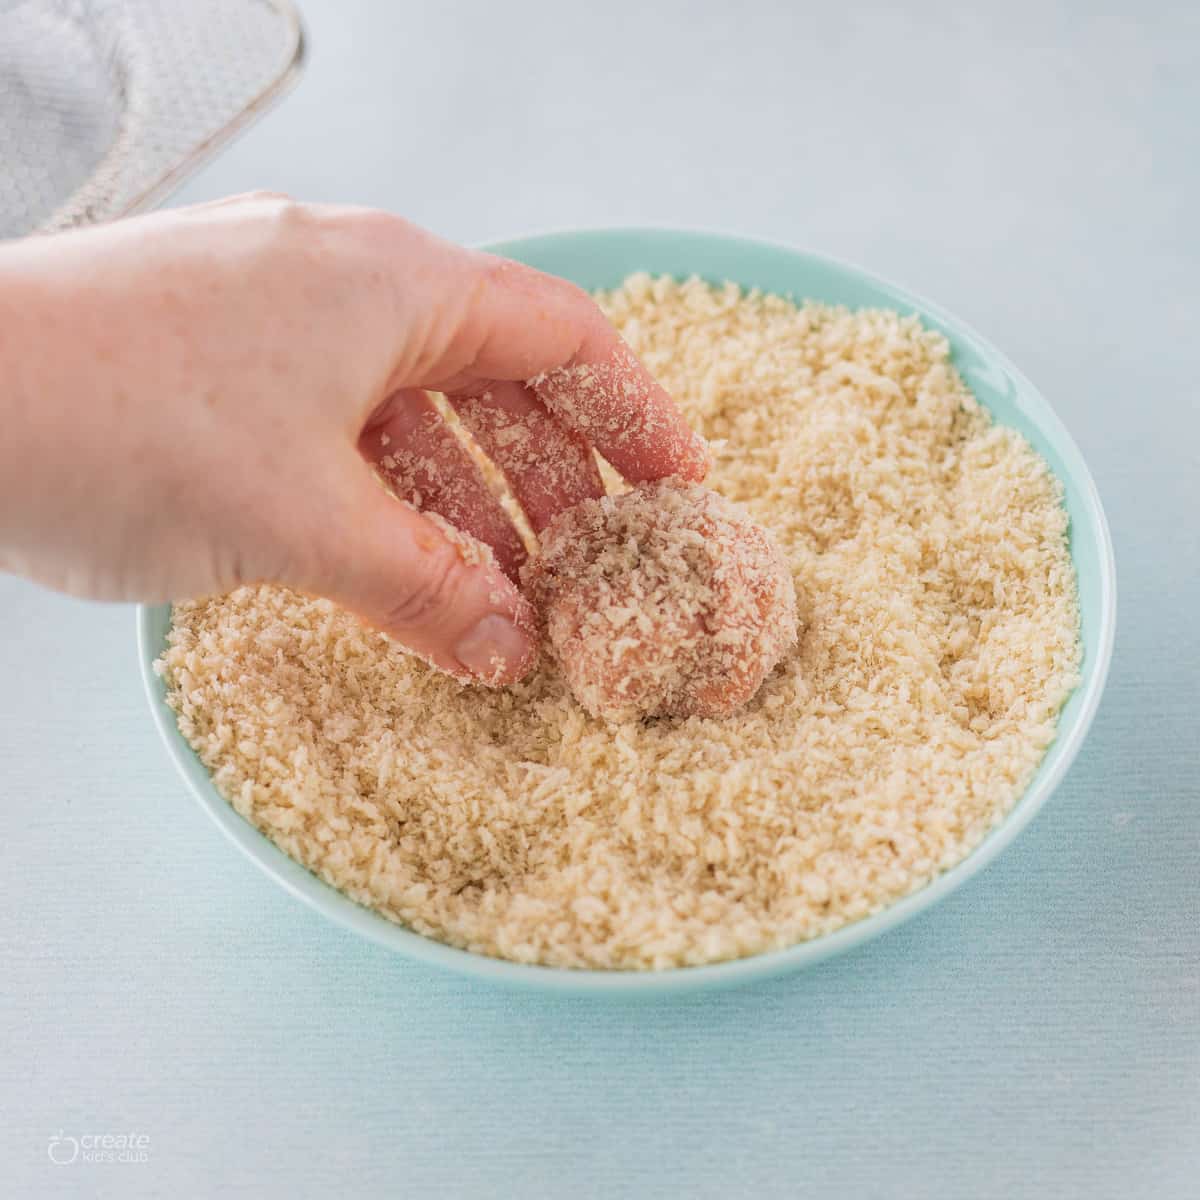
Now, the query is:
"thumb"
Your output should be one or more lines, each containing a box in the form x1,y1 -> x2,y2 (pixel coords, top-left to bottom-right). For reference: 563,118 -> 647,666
303,465 -> 537,686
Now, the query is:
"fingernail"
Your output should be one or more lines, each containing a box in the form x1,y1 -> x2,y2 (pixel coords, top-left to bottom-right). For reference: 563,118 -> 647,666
454,614 -> 534,684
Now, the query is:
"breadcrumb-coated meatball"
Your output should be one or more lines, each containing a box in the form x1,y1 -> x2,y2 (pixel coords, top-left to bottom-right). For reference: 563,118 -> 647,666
523,480 -> 799,721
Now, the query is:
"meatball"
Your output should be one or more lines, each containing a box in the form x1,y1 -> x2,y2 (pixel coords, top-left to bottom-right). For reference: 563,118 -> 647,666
523,480 -> 798,721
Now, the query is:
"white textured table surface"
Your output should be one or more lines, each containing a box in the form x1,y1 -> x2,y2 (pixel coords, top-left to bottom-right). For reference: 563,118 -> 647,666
3,2 -> 1197,1196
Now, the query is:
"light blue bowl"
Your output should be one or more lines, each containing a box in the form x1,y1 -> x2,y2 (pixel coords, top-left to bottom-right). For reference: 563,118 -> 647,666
138,229 -> 1116,995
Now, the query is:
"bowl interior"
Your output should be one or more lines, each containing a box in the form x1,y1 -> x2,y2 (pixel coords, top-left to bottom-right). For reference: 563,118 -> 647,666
138,229 -> 1115,995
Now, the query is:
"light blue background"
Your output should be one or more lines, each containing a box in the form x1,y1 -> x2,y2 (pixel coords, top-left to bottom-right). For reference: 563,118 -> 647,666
2,1 -> 1196,1195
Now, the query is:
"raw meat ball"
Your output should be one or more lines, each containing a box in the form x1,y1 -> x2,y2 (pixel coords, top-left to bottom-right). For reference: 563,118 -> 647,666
523,480 -> 798,721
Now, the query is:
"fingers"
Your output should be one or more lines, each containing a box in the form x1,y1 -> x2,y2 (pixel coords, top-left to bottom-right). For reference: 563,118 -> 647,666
363,223 -> 710,485
450,382 -> 604,533
360,389 -> 527,580
527,331 -> 711,485
310,458 -> 537,686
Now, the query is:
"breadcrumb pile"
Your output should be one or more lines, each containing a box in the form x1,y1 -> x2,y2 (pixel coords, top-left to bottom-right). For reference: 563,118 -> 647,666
524,480 -> 798,721
158,275 -> 1080,970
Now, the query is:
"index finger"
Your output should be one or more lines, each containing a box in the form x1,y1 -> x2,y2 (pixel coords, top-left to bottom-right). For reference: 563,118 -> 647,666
527,325 -> 712,484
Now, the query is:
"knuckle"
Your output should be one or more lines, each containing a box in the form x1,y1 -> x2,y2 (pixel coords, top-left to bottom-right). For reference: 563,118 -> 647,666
525,265 -> 593,315
259,194 -> 311,232
380,540 -> 463,631
240,188 -> 294,207
345,207 -> 411,240
237,194 -> 325,249
482,253 -> 578,304
470,253 -> 534,304
478,253 -> 519,285
291,532 -> 338,597
216,190 -> 300,223
554,275 -> 594,310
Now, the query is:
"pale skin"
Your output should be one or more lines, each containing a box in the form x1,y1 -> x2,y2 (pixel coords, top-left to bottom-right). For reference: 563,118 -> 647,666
0,194 -> 709,684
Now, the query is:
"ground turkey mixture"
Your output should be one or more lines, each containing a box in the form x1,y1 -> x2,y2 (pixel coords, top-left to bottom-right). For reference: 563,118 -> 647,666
524,480 -> 798,722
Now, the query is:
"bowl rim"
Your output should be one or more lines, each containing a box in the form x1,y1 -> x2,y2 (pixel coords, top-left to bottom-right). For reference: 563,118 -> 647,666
136,226 -> 1117,996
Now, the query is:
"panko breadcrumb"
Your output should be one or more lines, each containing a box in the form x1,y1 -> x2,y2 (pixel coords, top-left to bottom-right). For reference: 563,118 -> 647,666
157,275 -> 1080,970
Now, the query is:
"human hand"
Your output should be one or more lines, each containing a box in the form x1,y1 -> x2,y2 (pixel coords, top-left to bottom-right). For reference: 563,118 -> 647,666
0,194 -> 708,684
